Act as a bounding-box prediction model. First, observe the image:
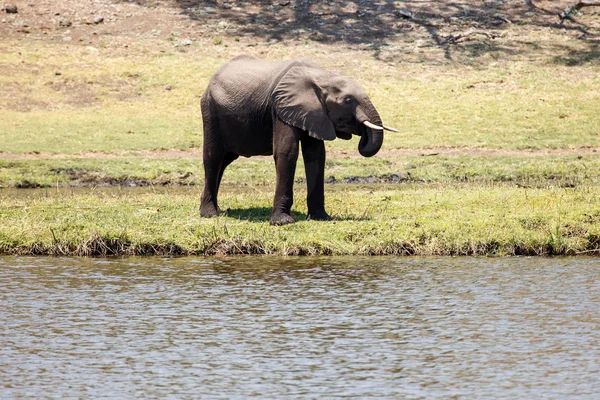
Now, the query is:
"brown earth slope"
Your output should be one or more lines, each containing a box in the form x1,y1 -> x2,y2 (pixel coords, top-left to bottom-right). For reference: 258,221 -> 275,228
2,0 -> 599,62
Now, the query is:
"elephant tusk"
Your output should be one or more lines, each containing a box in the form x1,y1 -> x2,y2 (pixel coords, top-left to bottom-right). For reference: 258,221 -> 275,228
363,120 -> 384,131
383,125 -> 399,132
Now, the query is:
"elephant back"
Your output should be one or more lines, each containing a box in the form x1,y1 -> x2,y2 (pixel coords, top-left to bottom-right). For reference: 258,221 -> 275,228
208,56 -> 283,113
207,56 -> 317,115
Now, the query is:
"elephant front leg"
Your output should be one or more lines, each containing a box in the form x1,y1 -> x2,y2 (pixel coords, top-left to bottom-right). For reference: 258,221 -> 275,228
301,135 -> 331,221
271,120 -> 300,225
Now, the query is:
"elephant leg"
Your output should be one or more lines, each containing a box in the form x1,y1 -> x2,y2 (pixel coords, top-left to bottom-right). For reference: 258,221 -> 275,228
270,120 -> 300,225
216,152 -> 239,191
200,104 -> 226,217
201,149 -> 238,217
200,146 -> 224,217
301,135 -> 331,221
215,152 -> 239,213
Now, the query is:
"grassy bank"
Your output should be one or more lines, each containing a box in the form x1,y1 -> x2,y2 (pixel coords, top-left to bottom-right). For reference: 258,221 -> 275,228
2,0 -> 600,256
1,185 -> 600,257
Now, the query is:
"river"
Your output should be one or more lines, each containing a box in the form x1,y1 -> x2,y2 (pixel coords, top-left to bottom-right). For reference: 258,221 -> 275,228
1,256 -> 599,399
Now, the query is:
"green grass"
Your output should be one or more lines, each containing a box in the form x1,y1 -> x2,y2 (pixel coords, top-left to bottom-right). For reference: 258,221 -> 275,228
1,185 -> 599,256
2,32 -> 600,257
0,107 -> 201,154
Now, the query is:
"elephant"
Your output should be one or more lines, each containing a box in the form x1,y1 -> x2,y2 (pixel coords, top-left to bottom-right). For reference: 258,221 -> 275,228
200,55 -> 397,225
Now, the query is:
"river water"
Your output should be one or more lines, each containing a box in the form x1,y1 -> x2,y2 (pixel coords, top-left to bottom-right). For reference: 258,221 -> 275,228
1,256 -> 599,399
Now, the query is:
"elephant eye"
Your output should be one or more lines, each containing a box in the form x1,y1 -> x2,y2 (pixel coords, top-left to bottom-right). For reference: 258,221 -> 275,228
344,96 -> 353,105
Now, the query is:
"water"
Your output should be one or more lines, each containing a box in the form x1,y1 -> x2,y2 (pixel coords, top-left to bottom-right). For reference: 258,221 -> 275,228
1,256 -> 599,399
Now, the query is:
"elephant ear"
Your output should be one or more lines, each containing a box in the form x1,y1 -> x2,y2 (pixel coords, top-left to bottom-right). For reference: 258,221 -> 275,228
273,66 -> 336,141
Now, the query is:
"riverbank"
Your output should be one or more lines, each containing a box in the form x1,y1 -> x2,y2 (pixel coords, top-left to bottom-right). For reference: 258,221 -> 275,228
2,184 -> 599,256
1,0 -> 599,256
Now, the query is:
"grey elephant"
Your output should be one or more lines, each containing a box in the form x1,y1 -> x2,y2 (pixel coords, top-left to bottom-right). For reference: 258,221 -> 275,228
200,55 -> 397,225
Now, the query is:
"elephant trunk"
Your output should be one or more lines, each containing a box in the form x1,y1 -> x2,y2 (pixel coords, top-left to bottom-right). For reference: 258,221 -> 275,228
355,101 -> 384,158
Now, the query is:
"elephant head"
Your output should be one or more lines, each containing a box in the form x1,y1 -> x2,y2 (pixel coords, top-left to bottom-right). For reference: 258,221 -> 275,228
273,66 -> 397,157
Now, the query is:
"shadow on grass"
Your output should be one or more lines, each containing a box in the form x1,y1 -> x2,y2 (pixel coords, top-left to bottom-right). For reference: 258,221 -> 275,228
224,207 -> 305,222
552,48 -> 600,65
224,207 -> 370,222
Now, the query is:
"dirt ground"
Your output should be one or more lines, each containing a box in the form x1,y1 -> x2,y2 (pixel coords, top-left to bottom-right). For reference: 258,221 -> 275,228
2,0 -> 599,59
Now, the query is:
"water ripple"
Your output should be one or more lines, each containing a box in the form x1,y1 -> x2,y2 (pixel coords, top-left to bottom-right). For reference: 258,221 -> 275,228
1,256 -> 599,399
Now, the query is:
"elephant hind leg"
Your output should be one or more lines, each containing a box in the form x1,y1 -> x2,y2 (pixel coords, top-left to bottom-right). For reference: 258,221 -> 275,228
200,150 -> 222,217
217,152 -> 239,190
215,152 -> 239,213
201,148 -> 238,218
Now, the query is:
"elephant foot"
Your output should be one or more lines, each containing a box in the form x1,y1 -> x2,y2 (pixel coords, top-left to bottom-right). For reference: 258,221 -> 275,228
200,204 -> 220,218
307,210 -> 332,221
270,212 -> 295,226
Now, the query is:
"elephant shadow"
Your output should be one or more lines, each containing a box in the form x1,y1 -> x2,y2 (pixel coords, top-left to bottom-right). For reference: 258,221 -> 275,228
223,207 -> 369,222
224,207 -> 307,222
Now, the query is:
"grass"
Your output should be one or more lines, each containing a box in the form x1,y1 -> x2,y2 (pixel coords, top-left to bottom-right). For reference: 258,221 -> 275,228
1,184 -> 599,256
2,6 -> 600,257
1,40 -> 599,154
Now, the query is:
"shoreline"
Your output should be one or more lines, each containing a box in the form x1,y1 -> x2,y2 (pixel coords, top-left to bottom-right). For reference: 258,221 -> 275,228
2,185 -> 599,257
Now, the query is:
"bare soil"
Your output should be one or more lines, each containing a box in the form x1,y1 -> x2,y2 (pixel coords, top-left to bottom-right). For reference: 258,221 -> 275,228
2,0 -> 599,61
